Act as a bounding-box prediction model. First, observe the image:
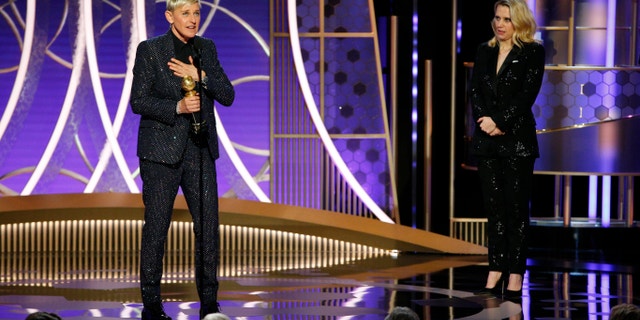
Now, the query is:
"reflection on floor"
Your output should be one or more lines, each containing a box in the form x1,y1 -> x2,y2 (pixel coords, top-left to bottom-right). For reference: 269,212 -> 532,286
0,220 -> 638,319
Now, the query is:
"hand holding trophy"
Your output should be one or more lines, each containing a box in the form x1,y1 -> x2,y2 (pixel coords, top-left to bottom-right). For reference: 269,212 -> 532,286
181,75 -> 206,137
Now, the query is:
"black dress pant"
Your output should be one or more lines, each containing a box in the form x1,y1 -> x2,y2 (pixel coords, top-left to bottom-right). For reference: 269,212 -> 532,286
139,138 -> 219,308
477,156 -> 535,275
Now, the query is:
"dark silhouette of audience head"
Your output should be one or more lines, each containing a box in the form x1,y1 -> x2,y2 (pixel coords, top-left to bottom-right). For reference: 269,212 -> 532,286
25,312 -> 62,320
610,303 -> 640,320
385,306 -> 419,320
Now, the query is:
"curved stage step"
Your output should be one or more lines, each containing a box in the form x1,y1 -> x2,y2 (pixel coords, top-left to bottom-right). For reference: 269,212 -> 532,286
0,193 -> 487,255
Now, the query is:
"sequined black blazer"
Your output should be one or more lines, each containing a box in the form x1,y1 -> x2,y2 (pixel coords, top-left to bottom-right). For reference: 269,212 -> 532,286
469,41 -> 545,158
130,30 -> 235,164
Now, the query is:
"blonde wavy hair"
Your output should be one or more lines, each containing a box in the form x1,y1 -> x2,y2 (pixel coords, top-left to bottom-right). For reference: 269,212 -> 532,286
488,0 -> 539,49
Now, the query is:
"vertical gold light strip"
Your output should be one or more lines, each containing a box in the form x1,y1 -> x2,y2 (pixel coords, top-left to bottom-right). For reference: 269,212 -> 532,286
568,0 -> 575,66
54,221 -> 59,280
425,59 -> 433,231
89,220 -> 95,277
17,222 -> 24,281
632,0 -> 639,65
317,0 -> 326,212
626,177 -> 634,226
126,220 -> 132,276
0,220 -> 388,282
105,220 -> 110,278
368,0 -> 399,218
35,222 -> 41,279
79,220 -> 84,278
1,225 -> 5,281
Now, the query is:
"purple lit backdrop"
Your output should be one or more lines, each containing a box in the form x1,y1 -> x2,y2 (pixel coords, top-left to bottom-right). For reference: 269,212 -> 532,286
0,1 -> 269,196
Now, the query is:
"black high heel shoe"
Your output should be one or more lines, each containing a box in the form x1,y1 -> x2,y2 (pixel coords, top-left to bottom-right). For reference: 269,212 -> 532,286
504,288 -> 523,301
474,273 -> 506,296
141,303 -> 172,320
504,274 -> 524,300
200,302 -> 221,319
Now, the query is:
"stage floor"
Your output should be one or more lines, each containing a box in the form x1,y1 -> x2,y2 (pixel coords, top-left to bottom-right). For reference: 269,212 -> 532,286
0,248 -> 638,319
0,194 -> 638,319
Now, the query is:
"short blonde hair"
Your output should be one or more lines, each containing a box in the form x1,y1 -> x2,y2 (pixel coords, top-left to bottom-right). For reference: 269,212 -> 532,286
166,0 -> 199,11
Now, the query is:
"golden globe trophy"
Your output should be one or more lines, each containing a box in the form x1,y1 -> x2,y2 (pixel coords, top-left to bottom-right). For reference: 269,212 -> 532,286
182,75 -> 197,97
181,75 -> 206,135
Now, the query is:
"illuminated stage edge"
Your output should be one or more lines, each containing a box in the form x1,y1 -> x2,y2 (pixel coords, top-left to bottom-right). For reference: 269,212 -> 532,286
0,193 -> 487,255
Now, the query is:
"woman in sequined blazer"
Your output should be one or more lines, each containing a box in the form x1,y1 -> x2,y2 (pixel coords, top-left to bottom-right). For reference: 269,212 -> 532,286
469,0 -> 545,301
129,0 -> 234,319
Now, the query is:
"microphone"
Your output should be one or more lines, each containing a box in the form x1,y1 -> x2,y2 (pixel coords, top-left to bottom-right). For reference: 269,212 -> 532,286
187,39 -> 205,137
189,39 -> 201,70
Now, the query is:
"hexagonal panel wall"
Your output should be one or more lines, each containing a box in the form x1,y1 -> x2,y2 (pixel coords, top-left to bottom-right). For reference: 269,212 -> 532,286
271,0 -> 397,221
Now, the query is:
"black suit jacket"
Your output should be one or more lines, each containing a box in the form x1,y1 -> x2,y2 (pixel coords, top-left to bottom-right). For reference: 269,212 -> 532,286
469,41 -> 545,158
130,30 -> 235,164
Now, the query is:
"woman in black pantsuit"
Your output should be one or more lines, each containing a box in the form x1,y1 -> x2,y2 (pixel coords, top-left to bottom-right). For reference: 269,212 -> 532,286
130,0 -> 234,319
469,0 -> 545,300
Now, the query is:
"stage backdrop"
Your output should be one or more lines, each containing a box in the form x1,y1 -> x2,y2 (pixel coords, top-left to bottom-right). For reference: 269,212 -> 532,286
0,0 -> 270,199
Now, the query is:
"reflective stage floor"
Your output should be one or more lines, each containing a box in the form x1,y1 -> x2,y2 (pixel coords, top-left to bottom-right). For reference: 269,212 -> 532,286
1,243 -> 638,319
0,194 -> 638,319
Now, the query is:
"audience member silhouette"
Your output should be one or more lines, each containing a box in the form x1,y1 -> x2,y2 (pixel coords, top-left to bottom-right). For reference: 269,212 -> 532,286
25,312 -> 62,320
610,303 -> 640,320
384,306 -> 419,320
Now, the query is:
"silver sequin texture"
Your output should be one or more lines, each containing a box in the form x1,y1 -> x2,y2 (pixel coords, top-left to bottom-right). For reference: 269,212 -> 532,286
130,29 -> 234,310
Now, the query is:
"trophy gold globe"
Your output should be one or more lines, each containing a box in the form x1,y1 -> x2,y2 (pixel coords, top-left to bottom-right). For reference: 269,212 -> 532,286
182,75 -> 197,97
